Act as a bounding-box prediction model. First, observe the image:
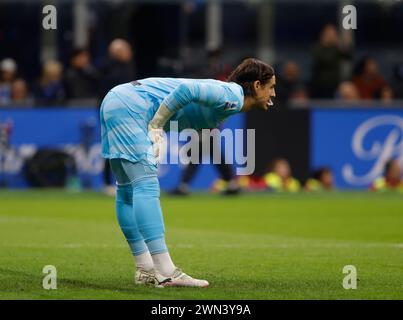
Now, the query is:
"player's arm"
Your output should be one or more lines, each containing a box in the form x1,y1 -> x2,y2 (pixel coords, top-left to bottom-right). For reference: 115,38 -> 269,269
148,81 -> 226,130
148,81 -> 229,162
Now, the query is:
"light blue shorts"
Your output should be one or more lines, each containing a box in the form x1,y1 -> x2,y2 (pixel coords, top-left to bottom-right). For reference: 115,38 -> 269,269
100,85 -> 156,166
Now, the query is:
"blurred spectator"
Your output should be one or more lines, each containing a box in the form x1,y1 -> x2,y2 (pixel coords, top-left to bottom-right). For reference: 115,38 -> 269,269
64,48 -> 100,99
100,38 -> 135,97
171,133 -> 241,196
304,167 -> 334,192
11,78 -> 33,106
99,39 -> 136,197
352,57 -> 390,100
311,24 -> 352,98
35,60 -> 66,104
200,47 -> 232,81
370,159 -> 403,192
276,60 -> 308,107
391,64 -> 403,99
263,158 -> 300,192
0,58 -> 18,105
380,85 -> 393,103
336,81 -> 360,101
170,48 -> 240,196
237,175 -> 267,192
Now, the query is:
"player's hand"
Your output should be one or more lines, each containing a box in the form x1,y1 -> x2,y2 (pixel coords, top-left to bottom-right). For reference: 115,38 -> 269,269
148,125 -> 165,163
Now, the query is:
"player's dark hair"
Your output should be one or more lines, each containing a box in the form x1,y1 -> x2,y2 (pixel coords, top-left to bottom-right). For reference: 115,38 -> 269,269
227,58 -> 275,97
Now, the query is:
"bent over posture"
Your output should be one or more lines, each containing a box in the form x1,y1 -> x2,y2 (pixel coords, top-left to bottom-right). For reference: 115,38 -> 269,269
100,58 -> 276,287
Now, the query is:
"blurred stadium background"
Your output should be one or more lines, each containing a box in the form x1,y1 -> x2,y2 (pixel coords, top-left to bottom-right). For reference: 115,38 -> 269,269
0,0 -> 402,193
1,0 -> 403,300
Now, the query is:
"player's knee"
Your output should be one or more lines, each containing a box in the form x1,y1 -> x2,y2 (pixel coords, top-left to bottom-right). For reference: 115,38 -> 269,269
132,176 -> 160,198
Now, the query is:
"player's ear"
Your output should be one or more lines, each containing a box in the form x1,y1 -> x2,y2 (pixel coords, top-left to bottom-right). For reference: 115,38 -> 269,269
253,80 -> 261,91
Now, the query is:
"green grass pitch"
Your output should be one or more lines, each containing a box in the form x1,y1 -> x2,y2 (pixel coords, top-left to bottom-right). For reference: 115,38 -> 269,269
0,190 -> 402,300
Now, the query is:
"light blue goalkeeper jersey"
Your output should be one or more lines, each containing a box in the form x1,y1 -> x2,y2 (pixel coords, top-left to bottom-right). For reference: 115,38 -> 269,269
100,77 -> 244,165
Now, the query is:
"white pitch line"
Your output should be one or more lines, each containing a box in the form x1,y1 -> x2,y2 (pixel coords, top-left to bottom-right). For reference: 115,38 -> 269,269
0,242 -> 402,249
174,242 -> 403,249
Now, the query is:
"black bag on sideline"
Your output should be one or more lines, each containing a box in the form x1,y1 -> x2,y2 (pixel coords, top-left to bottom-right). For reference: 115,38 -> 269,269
24,149 -> 76,187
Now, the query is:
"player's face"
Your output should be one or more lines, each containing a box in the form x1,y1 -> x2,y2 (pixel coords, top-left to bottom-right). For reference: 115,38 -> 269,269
253,76 -> 276,111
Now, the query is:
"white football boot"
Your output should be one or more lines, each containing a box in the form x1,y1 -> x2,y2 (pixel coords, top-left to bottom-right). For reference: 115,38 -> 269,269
154,267 -> 209,288
135,268 -> 157,286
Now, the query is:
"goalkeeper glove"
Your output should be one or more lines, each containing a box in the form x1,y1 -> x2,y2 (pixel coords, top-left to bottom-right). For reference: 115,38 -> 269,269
148,104 -> 174,164
148,125 -> 165,164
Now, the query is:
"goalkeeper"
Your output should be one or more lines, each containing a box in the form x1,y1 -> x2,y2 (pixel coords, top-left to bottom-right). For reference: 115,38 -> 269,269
100,58 -> 276,287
